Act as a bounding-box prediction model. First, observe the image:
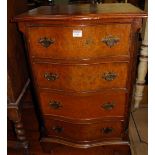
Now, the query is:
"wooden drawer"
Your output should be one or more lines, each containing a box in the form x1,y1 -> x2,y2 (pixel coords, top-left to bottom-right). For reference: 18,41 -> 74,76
38,91 -> 126,119
33,62 -> 128,91
28,24 -> 131,59
45,118 -> 124,142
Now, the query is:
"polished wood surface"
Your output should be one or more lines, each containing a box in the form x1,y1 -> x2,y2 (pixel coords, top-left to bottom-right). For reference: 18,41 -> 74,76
44,118 -> 123,142
28,24 -> 131,60
14,3 -> 147,154
33,62 -> 128,91
38,90 -> 127,120
14,3 -> 146,21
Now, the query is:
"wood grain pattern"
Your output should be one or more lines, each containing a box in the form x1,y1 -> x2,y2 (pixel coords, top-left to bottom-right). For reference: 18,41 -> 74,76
44,118 -> 124,142
14,3 -> 147,153
28,24 -> 131,60
14,3 -> 146,22
38,90 -> 127,120
32,62 -> 129,92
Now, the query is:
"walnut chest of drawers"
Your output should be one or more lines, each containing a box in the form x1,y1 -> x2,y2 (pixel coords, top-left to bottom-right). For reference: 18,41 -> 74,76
15,3 -> 146,154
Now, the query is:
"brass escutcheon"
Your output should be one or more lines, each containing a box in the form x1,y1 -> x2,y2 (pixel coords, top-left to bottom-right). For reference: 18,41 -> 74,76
102,127 -> 113,134
102,102 -> 115,110
49,100 -> 62,109
38,37 -> 55,48
102,72 -> 117,81
101,35 -> 120,48
44,72 -> 59,81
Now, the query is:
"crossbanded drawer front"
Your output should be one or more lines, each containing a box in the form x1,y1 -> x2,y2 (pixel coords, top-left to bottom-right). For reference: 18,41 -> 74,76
38,91 -> 126,119
32,62 -> 128,91
28,24 -> 131,59
45,118 -> 124,142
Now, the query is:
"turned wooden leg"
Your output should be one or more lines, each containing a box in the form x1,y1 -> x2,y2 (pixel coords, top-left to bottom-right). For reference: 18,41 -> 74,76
14,119 -> 28,148
134,19 -> 148,109
8,105 -> 29,150
8,79 -> 30,150
14,117 -> 29,155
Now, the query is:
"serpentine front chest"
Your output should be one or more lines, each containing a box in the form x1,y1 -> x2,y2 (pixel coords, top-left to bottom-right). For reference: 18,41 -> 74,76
15,3 -> 146,154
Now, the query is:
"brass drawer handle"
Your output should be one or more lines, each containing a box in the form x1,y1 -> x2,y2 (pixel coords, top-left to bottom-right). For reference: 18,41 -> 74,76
101,35 -> 120,48
49,100 -> 62,109
102,72 -> 117,81
102,127 -> 113,134
44,72 -> 59,81
102,102 -> 115,110
38,37 -> 55,48
52,126 -> 63,134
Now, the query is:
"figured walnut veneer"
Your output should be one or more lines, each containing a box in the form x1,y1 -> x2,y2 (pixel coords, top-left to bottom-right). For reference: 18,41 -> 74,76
14,3 -> 147,154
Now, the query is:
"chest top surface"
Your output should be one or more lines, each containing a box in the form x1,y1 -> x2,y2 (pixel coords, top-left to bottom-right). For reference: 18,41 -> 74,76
14,3 -> 147,22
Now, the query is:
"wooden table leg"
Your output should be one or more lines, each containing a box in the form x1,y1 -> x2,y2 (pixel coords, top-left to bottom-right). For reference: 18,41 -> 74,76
134,19 -> 148,108
7,79 -> 30,152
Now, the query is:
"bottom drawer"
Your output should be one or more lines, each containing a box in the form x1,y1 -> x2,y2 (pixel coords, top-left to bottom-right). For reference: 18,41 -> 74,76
44,118 -> 124,142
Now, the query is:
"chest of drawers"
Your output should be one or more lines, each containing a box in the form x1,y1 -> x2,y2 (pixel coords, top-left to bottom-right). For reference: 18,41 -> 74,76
14,3 -> 146,154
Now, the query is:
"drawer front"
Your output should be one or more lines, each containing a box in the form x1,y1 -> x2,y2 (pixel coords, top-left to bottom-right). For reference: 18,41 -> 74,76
45,118 -> 123,142
33,62 -> 128,91
28,24 -> 131,59
39,91 -> 126,119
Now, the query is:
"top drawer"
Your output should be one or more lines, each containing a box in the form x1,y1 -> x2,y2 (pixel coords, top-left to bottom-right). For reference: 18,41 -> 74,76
28,24 -> 131,60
